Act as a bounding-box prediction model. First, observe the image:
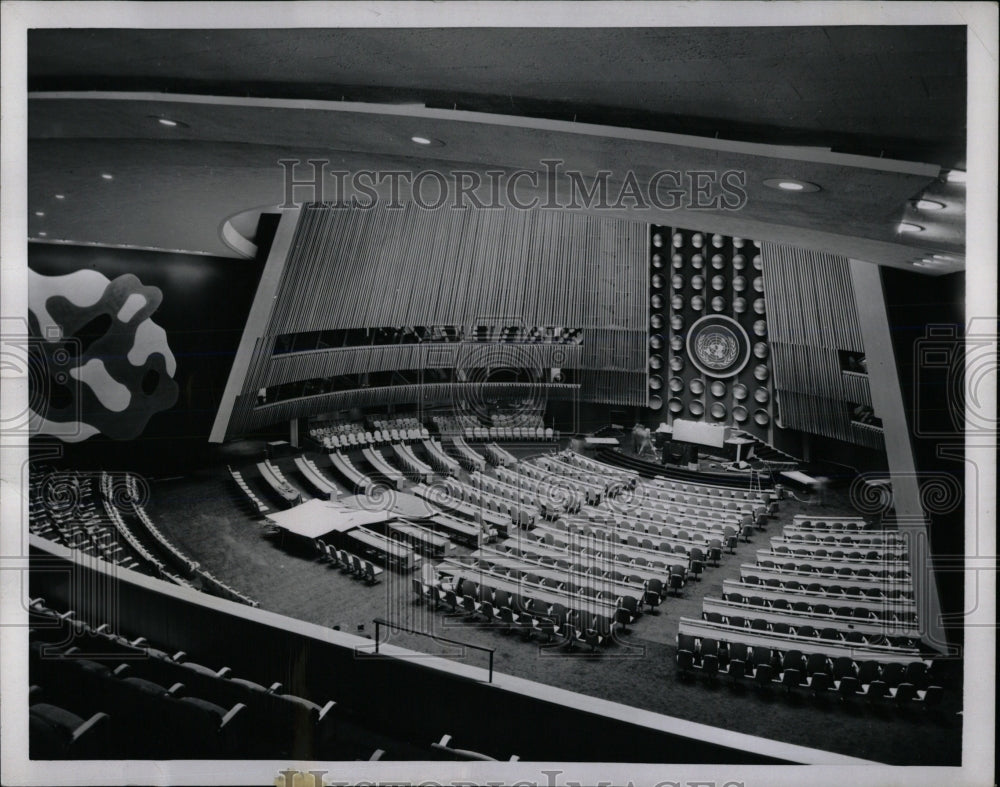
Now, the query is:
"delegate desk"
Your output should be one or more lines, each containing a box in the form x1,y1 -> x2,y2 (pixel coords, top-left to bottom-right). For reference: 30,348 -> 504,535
427,512 -> 486,546
533,522 -> 694,566
329,452 -> 373,493
721,579 -> 917,617
349,527 -> 419,572
500,538 -> 669,585
421,440 -> 460,475
390,444 -> 434,484
474,547 -> 644,605
361,447 -> 406,489
387,520 -> 452,558
769,537 -> 908,562
294,457 -> 338,499
741,563 -> 913,596
411,484 -> 510,534
677,616 -> 925,666
436,557 -> 624,620
756,549 -> 910,573
701,597 -> 921,639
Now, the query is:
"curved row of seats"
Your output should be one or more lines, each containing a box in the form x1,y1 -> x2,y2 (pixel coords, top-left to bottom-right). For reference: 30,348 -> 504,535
29,472 -> 141,571
328,451 -> 376,493
484,442 -> 519,466
417,573 -> 622,651
228,466 -> 271,515
460,551 -> 654,611
768,541 -> 907,562
448,436 -> 488,472
532,455 -> 761,523
315,539 -> 383,584
421,439 -> 461,475
442,476 -> 537,524
676,631 -> 941,709
701,602 -> 919,648
512,531 -> 695,595
724,578 -> 916,615
27,599 -> 440,760
575,449 -> 773,498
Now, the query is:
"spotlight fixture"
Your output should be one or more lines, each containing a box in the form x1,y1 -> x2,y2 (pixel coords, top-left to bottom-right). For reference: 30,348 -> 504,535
146,115 -> 189,129
913,199 -> 945,211
409,135 -> 445,147
946,170 -> 966,184
897,222 -> 923,233
763,178 -> 821,193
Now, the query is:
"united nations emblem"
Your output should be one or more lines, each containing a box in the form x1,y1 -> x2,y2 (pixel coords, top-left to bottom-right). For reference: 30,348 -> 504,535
695,330 -> 739,370
685,315 -> 753,378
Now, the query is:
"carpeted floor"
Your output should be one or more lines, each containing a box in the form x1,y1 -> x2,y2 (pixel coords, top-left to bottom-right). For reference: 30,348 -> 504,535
142,442 -> 962,766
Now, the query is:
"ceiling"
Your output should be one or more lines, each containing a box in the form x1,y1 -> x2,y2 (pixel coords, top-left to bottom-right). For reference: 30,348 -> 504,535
25,27 -> 967,273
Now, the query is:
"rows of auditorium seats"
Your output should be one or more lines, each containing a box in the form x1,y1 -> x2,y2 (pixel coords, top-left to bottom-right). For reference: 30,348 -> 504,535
27,598 -> 485,760
257,459 -> 304,505
328,451 -> 377,493
484,442 -> 519,467
29,470 -> 142,571
447,435 -> 489,472
227,465 -> 271,515
311,419 -> 431,451
314,539 -> 383,584
565,450 -> 774,506
31,467 -> 258,609
594,446 -> 778,492
676,510 -> 942,712
101,471 -> 260,607
442,476 -> 537,525
518,528 -> 695,596
416,570 -> 641,652
523,454 -> 763,537
432,414 -> 558,442
676,631 -> 942,710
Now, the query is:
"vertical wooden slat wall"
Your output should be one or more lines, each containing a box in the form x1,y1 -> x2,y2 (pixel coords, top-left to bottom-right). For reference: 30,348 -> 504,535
760,242 -> 880,448
227,203 -> 648,436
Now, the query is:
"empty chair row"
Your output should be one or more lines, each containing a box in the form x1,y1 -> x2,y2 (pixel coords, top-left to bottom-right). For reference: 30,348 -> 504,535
702,601 -> 919,647
676,634 -> 941,707
228,466 -> 271,514
416,574 -> 621,651
754,558 -> 911,583
780,527 -> 905,547
725,578 -> 917,616
677,615 -> 922,663
315,539 -> 383,584
769,541 -> 907,562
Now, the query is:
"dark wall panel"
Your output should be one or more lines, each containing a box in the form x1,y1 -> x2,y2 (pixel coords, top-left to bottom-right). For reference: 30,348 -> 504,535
28,242 -> 263,469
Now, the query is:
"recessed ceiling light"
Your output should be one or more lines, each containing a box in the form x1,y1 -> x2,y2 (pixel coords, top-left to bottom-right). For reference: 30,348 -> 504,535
34,211 -> 45,217
411,136 -> 433,145
157,118 -> 178,127
914,199 -> 945,210
763,178 -> 821,193
101,173 -> 114,180
946,170 -> 966,184
38,232 -> 47,237
897,222 -> 924,233
54,194 -> 65,200
932,254 -> 958,261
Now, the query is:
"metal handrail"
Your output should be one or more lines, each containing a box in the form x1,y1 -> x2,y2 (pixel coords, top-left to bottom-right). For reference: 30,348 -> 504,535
372,617 -> 496,683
